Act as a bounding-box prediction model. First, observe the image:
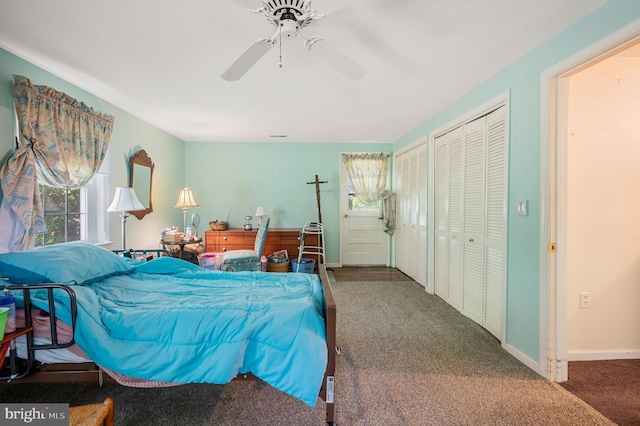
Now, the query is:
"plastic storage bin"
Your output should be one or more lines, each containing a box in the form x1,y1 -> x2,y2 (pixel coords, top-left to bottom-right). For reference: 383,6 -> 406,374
198,252 -> 221,270
292,258 -> 316,273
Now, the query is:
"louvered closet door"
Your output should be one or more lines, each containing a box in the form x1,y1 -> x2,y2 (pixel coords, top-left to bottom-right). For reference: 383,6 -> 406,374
407,152 -> 419,279
416,148 -> 428,286
432,105 -> 506,341
447,128 -> 463,311
434,128 -> 463,309
396,154 -> 411,273
434,134 -> 449,299
462,118 -> 487,324
395,142 -> 427,286
483,106 -> 507,338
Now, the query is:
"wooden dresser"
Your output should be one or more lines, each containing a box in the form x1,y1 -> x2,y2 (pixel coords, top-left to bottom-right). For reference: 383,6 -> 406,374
204,228 -> 318,260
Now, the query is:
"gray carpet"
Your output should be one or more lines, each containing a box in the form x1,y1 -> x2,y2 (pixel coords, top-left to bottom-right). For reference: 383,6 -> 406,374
0,277 -> 613,425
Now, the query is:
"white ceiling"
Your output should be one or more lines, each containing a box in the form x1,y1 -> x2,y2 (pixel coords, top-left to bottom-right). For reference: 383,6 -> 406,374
0,0 -> 605,143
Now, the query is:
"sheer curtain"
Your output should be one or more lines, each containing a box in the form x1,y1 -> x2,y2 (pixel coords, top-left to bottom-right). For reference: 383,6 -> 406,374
341,152 -> 396,235
0,75 -> 115,252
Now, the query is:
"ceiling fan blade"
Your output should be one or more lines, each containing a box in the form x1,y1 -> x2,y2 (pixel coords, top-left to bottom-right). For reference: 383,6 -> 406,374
308,39 -> 366,80
221,38 -> 274,81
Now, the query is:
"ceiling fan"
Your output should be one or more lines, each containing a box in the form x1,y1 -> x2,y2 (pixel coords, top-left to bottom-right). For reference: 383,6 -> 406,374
222,0 -> 366,81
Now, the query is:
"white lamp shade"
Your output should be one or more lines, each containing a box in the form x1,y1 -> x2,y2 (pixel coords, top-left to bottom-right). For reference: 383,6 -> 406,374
255,206 -> 267,217
175,187 -> 199,208
107,187 -> 145,212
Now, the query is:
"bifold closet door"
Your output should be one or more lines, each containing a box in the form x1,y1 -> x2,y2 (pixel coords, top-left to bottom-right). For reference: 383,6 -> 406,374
434,128 -> 463,311
433,106 -> 506,340
396,153 -> 411,274
395,142 -> 427,287
482,106 -> 507,338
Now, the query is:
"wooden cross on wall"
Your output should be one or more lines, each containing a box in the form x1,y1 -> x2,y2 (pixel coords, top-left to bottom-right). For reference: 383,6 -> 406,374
307,175 -> 327,224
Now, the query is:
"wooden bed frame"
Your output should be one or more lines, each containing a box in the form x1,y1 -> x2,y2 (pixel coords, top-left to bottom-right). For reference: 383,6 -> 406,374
1,254 -> 338,425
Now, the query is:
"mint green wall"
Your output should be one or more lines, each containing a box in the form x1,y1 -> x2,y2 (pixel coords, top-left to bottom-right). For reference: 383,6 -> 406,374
0,47 -> 186,249
394,1 -> 640,361
185,142 -> 392,264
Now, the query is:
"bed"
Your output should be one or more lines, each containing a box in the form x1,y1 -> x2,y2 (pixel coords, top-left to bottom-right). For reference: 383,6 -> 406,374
0,243 -> 337,424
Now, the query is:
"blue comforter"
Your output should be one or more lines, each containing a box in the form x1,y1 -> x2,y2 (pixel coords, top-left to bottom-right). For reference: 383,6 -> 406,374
28,257 -> 328,407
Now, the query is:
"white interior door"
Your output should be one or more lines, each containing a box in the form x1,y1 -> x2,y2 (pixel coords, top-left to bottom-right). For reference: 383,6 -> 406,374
396,153 -> 411,273
340,156 -> 390,266
416,147 -> 428,286
394,141 -> 427,286
461,118 -> 487,324
434,128 -> 463,309
483,106 -> 507,338
431,104 -> 507,341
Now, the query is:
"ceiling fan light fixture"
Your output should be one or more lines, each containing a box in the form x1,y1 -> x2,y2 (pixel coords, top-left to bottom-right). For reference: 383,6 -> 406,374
280,19 -> 299,38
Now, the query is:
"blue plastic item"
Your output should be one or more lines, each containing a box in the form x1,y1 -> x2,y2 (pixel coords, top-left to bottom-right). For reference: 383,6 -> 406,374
292,258 -> 316,273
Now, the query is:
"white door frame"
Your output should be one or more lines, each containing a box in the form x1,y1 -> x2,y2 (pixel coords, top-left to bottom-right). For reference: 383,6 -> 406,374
539,18 -> 640,382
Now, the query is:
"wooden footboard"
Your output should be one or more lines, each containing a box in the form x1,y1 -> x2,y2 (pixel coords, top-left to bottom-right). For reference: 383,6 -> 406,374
318,264 -> 337,425
233,264 -> 337,424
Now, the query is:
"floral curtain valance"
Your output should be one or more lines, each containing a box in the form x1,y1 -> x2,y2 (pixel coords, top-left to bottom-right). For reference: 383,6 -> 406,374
341,152 -> 396,235
0,75 -> 115,252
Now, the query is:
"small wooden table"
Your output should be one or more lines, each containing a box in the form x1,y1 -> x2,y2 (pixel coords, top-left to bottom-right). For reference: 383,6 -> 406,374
160,237 -> 202,259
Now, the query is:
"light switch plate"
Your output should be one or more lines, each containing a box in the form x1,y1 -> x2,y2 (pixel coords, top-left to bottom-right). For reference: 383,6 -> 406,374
517,200 -> 529,216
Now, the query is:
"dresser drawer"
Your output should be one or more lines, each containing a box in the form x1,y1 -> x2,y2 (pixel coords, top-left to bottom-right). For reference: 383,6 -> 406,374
205,228 -> 310,257
219,234 -> 244,245
280,233 -> 302,246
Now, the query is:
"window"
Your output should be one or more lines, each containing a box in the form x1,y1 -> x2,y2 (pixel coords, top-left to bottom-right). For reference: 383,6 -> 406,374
33,156 -> 110,247
348,181 -> 381,212
35,185 -> 86,246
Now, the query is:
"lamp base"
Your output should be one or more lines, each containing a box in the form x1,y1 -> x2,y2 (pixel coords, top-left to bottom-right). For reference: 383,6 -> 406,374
120,212 -> 129,250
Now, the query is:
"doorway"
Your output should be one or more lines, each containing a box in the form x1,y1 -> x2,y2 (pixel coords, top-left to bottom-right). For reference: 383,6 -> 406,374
563,42 -> 640,363
339,153 -> 390,266
542,23 -> 640,382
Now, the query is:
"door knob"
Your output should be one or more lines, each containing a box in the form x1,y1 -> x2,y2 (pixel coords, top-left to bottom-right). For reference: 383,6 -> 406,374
344,214 -> 349,218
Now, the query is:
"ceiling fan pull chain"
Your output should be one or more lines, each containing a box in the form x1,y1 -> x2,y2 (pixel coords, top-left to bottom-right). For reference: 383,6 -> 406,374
278,26 -> 284,68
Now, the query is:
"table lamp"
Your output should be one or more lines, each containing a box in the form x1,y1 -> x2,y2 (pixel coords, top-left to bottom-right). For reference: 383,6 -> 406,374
175,187 -> 199,233
255,206 -> 267,226
107,187 -> 145,250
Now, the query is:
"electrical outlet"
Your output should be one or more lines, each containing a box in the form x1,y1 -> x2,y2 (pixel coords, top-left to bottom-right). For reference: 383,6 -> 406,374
580,292 -> 591,308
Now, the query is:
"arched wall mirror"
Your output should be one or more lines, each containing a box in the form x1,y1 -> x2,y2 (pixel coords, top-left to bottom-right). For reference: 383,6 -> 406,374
129,149 -> 154,220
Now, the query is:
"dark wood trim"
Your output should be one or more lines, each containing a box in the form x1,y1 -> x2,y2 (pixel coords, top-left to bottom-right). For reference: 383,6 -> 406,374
128,149 -> 154,220
318,264 -> 336,424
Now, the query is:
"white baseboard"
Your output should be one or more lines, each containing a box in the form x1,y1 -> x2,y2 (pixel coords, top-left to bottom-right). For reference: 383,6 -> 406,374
503,342 -> 542,376
567,349 -> 640,361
